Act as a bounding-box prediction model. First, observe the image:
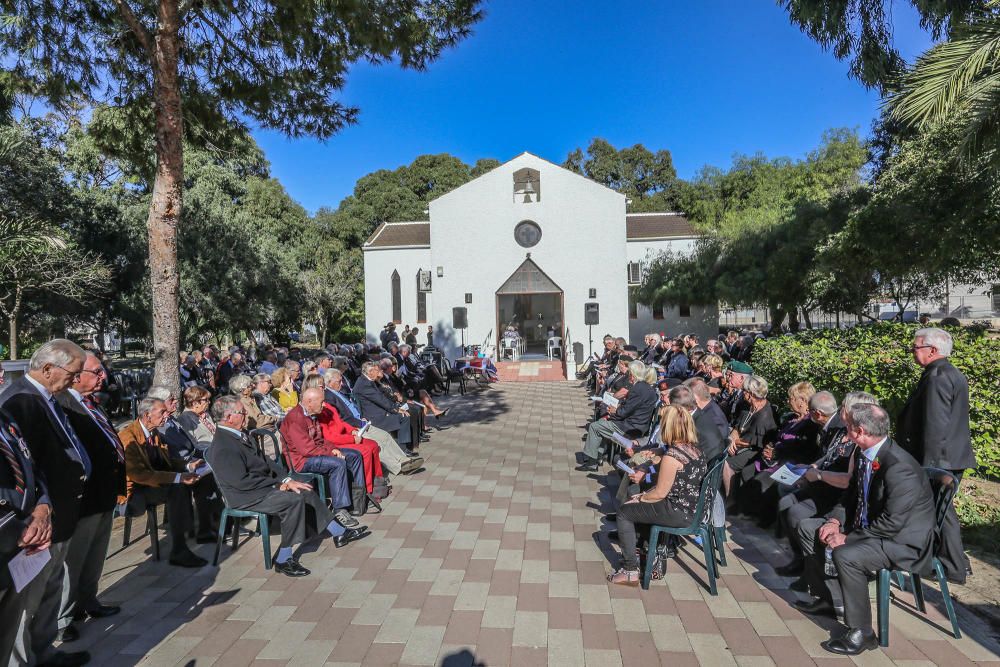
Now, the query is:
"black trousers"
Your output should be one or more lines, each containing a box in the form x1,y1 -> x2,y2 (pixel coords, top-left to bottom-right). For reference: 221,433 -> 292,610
938,469 -> 971,582
190,475 -> 223,538
615,499 -> 690,570
239,489 -> 334,549
128,484 -> 193,557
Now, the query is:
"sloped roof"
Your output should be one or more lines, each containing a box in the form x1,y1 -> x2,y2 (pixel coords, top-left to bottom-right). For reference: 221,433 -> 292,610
625,213 -> 697,240
364,221 -> 430,249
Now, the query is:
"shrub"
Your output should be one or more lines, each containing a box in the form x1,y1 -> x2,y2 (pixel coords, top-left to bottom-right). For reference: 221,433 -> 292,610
752,323 -> 1000,476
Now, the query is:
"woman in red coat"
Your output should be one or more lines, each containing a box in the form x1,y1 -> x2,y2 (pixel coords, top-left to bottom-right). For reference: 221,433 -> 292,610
318,402 -> 383,493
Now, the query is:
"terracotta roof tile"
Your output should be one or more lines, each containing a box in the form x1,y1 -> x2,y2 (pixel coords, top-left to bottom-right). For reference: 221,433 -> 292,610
625,213 -> 696,240
365,222 -> 430,248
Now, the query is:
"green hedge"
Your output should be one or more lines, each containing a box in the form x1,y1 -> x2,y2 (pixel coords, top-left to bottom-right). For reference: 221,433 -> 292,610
751,323 -> 1000,476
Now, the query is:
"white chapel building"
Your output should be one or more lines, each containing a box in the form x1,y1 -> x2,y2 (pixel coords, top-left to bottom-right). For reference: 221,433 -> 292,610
362,152 -> 719,375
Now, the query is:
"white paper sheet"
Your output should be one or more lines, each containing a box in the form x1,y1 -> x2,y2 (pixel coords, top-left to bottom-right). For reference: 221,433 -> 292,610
8,547 -> 50,593
770,464 -> 808,486
615,460 -> 636,476
601,392 -> 620,409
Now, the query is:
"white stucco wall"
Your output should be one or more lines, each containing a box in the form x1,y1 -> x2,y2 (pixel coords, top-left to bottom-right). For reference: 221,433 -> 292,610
362,246 -> 432,344
425,154 -> 628,362
626,238 -> 720,346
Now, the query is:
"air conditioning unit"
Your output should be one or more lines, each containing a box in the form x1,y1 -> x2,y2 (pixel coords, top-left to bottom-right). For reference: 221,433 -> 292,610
418,269 -> 432,292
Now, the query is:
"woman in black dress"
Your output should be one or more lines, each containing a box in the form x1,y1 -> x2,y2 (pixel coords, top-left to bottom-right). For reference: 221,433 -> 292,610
608,406 -> 708,586
737,381 -> 820,525
722,375 -> 777,500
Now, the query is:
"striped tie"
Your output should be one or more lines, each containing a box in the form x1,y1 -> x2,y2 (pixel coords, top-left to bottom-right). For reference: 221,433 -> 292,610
82,395 -> 126,463
1,433 -> 25,494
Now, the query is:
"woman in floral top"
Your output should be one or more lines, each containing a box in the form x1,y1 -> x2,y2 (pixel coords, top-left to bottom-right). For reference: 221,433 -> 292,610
608,405 -> 708,586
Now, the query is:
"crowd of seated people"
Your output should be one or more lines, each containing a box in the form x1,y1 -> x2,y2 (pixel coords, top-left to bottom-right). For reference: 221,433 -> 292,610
578,326 -> 976,656
0,333 -> 486,665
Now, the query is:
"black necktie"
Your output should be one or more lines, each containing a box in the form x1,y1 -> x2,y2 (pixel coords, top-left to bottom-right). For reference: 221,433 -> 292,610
49,396 -> 92,478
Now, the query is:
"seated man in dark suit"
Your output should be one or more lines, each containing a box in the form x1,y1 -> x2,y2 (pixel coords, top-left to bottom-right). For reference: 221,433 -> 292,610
119,398 -> 206,568
795,403 -> 936,656
207,396 -> 367,577
578,360 -> 658,471
354,361 -> 418,451
775,390 -> 864,579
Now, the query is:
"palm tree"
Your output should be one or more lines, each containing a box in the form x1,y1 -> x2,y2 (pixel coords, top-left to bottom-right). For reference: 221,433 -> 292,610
888,4 -> 1000,163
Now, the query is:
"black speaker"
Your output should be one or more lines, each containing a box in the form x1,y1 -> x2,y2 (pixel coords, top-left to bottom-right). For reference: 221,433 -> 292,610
584,302 -> 599,325
452,307 -> 468,329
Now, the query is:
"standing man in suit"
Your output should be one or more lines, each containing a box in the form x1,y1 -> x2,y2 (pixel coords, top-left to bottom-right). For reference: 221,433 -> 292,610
354,362 -> 417,452
0,339 -> 92,667
119,398 -> 206,568
54,352 -> 126,643
207,396 -> 367,577
0,409 -> 52,666
897,327 -> 976,584
795,404 -> 936,655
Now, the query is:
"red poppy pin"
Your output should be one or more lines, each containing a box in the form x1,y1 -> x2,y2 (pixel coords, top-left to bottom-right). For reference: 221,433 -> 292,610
871,459 -> 881,472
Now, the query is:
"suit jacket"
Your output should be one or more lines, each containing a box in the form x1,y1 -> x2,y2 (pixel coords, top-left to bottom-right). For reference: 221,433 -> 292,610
55,392 -> 126,516
279,405 -> 337,472
0,410 -> 48,557
829,438 -> 936,573
815,413 -> 853,472
118,420 -> 187,500
354,375 -> 408,433
665,352 -> 690,380
205,426 -> 286,509
700,400 -> 730,440
325,389 -> 364,429
158,416 -> 200,461
0,376 -> 86,543
896,358 -> 976,471
611,381 -> 658,435
693,408 -> 725,464
176,410 -> 215,451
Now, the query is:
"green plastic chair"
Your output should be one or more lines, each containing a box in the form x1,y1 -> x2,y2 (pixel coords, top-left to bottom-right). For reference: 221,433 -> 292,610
876,467 -> 962,646
211,486 -> 273,570
642,456 -> 727,594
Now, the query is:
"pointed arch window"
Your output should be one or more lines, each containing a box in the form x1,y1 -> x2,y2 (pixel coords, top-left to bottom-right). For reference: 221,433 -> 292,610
415,270 -> 427,323
391,270 -> 401,323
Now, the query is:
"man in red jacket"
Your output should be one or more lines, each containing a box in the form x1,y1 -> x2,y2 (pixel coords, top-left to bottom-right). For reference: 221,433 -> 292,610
280,388 -> 366,523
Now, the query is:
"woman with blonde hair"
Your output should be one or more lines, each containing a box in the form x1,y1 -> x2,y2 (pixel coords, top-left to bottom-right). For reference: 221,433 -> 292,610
270,367 -> 299,412
608,405 -> 708,586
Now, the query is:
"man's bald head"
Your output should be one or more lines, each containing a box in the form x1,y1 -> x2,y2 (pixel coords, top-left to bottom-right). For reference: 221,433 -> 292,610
300,387 -> 326,415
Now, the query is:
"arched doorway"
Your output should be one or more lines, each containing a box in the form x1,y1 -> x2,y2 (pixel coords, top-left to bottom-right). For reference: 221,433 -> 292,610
496,256 -> 563,359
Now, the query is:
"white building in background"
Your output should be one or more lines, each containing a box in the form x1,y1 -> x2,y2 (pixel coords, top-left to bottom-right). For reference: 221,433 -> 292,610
362,152 -> 719,376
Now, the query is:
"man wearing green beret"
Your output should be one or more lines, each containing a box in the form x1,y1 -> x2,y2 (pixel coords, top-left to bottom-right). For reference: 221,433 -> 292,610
719,361 -> 752,423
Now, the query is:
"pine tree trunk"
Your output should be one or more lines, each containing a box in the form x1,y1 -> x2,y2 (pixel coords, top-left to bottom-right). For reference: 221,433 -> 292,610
147,0 -> 184,390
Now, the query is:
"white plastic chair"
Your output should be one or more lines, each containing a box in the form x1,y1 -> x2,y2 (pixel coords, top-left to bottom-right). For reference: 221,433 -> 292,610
547,336 -> 562,360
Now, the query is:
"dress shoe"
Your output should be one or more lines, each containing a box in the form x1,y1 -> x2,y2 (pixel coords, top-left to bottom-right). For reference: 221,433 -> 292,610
821,627 -> 878,655
169,551 -> 208,568
37,650 -> 90,666
405,450 -> 420,457
419,434 -> 431,443
334,509 -> 360,528
334,527 -> 371,548
775,559 -> 804,577
274,558 -> 310,577
57,625 -> 79,643
794,597 -> 842,618
788,577 -> 810,593
84,604 -> 120,618
576,457 -> 598,472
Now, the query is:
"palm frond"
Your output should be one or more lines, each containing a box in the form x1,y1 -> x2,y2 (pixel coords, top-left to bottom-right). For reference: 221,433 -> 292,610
888,18 -> 1000,127
0,217 -> 67,256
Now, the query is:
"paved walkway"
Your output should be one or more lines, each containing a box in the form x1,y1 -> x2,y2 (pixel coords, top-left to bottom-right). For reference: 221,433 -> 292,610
77,382 -> 1000,666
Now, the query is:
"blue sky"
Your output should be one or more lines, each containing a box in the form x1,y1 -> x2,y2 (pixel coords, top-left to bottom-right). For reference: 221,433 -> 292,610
254,1 -> 936,214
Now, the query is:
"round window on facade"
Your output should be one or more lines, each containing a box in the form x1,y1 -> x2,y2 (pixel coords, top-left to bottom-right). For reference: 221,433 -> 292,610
514,221 -> 542,248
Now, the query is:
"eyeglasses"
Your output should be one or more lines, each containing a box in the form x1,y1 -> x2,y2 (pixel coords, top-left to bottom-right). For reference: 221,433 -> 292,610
909,345 -> 933,352
80,368 -> 106,377
54,365 -> 83,380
